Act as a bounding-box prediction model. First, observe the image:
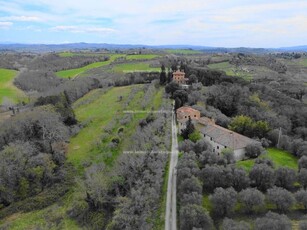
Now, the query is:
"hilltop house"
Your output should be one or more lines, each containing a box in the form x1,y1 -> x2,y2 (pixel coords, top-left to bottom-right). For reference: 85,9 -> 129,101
176,106 -> 200,132
176,106 -> 258,161
173,70 -> 189,85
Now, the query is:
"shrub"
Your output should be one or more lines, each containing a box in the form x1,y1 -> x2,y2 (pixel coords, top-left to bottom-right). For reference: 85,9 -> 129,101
188,130 -> 201,143
254,211 -> 291,230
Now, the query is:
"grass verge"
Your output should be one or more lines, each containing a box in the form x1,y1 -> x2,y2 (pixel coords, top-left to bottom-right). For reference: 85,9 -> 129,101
0,68 -> 26,104
236,148 -> 298,171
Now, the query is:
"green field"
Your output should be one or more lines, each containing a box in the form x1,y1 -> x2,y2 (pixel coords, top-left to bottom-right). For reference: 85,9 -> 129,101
68,86 -> 132,169
58,52 -> 77,57
298,58 -> 307,67
69,84 -> 164,171
56,53 -> 161,78
112,62 -> 161,73
165,49 -> 202,55
126,54 -> 159,60
56,54 -> 125,78
236,148 -> 298,171
0,68 -> 25,104
208,61 -> 253,80
58,52 -> 110,57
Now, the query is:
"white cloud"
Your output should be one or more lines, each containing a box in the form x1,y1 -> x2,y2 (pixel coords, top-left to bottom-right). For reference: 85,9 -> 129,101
0,0 -> 307,46
2,15 -> 42,22
0,21 -> 13,28
51,25 -> 116,34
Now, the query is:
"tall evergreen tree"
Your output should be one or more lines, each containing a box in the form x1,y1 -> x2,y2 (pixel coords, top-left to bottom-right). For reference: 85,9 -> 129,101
182,117 -> 195,139
167,68 -> 172,83
159,64 -> 167,85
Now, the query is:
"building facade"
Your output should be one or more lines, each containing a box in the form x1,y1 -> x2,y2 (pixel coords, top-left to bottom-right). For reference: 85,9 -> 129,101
200,119 -> 257,160
176,106 -> 201,133
172,70 -> 189,84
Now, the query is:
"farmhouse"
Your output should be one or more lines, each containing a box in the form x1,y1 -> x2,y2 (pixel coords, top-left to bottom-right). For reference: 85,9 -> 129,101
176,106 -> 200,132
176,106 -> 258,161
172,70 -> 189,84
199,118 -> 257,160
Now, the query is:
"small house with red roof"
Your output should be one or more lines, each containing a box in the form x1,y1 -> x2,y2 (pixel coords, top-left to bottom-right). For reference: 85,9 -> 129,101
176,106 -> 200,132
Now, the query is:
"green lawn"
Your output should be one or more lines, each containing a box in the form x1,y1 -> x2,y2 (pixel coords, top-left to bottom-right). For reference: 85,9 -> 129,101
208,62 -> 253,80
126,54 -> 159,60
68,86 -> 132,170
56,54 -> 125,78
164,49 -> 202,55
202,194 -> 213,213
58,52 -> 76,57
236,148 -> 298,171
58,52 -> 110,57
112,62 -> 160,73
298,58 -> 307,67
68,85 -> 164,171
0,68 -> 26,104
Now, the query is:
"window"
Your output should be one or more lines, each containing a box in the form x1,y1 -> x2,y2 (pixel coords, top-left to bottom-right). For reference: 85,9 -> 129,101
213,149 -> 215,153
194,115 -> 196,117
185,116 -> 187,118
210,137 -> 213,141
204,134 -> 206,137
225,146 -> 227,148
217,146 -> 219,150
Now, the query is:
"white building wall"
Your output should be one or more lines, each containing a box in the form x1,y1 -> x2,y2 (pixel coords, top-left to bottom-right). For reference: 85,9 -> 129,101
178,121 -> 186,134
234,148 -> 246,161
202,133 -> 246,161
203,134 -> 226,156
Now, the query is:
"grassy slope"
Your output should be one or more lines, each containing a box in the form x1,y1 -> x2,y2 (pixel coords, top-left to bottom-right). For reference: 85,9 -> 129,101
298,58 -> 307,67
236,148 -> 298,171
1,85 -> 166,229
56,53 -> 161,78
207,62 -> 253,80
112,62 -> 160,73
126,54 -> 159,60
165,49 -> 202,55
56,54 -> 124,78
58,52 -> 110,57
0,68 -> 25,104
68,86 -> 132,170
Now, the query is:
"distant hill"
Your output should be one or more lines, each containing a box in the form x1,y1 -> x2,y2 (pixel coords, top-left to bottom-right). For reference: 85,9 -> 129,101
277,45 -> 307,52
0,42 -> 306,53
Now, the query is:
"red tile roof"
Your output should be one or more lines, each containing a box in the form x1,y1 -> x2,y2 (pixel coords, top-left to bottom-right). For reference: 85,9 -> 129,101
200,123 -> 257,150
177,106 -> 198,113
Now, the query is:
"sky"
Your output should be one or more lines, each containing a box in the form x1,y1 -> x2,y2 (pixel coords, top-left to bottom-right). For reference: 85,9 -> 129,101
0,0 -> 307,48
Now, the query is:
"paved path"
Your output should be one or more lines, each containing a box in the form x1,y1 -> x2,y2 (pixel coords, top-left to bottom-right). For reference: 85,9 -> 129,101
165,103 -> 179,230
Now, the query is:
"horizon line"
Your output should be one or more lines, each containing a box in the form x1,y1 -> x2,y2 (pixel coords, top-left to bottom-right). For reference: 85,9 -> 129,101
0,42 -> 306,50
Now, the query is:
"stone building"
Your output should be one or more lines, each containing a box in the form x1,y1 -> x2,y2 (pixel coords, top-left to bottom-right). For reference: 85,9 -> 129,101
176,107 -> 258,161
176,106 -> 200,133
200,120 -> 257,160
172,70 -> 189,84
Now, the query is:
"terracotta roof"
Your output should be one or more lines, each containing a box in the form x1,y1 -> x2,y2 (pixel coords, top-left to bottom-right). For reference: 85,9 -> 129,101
173,70 -> 185,75
198,117 -> 215,125
200,123 -> 256,150
177,106 -> 198,113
